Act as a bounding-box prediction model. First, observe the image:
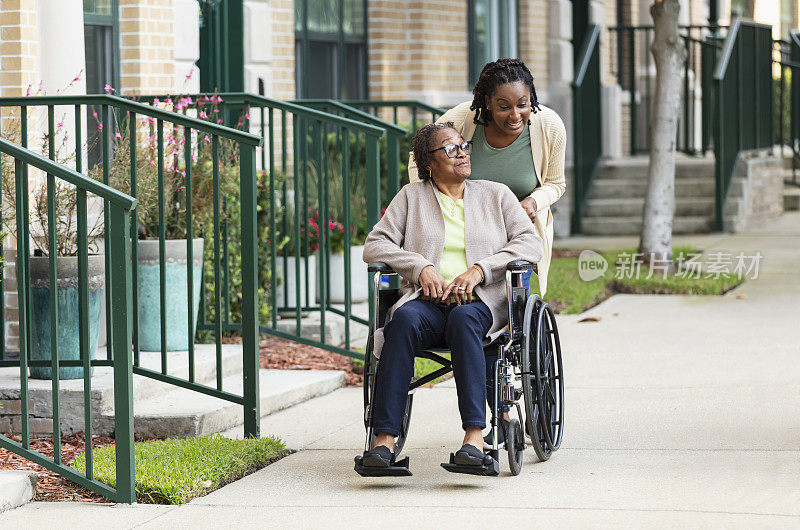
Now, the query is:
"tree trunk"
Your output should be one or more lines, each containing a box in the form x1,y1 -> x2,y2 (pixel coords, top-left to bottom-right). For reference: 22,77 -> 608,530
639,0 -> 686,272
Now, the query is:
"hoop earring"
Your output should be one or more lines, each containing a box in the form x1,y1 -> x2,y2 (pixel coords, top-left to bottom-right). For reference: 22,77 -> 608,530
428,168 -> 433,180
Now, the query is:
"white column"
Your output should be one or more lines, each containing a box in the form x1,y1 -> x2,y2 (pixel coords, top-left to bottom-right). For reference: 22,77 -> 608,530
174,0 -> 201,92
38,0 -> 87,96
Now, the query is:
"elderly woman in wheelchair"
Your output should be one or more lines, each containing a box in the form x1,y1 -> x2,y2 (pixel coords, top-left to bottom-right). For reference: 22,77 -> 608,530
355,122 -> 563,478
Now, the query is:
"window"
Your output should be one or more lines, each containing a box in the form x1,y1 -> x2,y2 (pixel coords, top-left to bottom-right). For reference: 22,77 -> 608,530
295,0 -> 367,99
468,0 -> 518,87
84,0 -> 120,93
84,0 -> 119,168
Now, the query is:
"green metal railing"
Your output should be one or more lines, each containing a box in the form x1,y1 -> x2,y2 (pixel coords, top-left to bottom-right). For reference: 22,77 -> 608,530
609,24 -> 727,155
341,100 -> 445,134
775,32 -> 800,186
0,94 -> 261,501
713,19 -> 774,229
0,136 -> 137,503
572,24 -> 602,235
296,100 -> 408,204
129,93 -> 389,359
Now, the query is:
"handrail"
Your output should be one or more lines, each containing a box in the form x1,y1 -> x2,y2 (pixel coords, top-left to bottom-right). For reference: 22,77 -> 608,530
342,99 -> 445,115
0,137 -> 136,209
0,95 -> 262,146
574,24 -> 601,87
713,18 -> 741,80
609,24 -> 727,31
134,92 -> 388,137
297,99 -> 408,134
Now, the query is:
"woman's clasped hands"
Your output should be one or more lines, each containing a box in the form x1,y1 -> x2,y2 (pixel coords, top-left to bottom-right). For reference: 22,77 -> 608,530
418,265 -> 483,305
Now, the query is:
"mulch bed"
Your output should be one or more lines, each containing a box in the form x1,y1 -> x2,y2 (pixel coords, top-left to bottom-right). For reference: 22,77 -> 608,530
258,335 -> 363,386
0,432 -> 116,503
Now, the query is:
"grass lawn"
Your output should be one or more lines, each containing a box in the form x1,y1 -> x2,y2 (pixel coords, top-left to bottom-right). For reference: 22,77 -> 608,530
72,434 -> 288,504
536,246 -> 745,314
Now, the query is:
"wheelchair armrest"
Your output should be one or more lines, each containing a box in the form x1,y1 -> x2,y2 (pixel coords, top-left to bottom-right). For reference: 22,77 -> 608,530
506,260 -> 534,272
368,262 -> 397,274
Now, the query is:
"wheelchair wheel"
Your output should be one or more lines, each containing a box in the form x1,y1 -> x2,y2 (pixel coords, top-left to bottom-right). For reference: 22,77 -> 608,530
521,296 -> 564,461
506,418 -> 524,476
535,303 -> 564,452
363,331 -> 414,455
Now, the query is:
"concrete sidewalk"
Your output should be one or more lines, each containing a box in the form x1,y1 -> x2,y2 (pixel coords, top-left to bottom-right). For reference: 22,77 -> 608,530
5,214 -> 800,528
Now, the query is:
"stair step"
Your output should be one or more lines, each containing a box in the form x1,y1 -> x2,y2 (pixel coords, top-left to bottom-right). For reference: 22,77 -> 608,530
0,344 -> 245,435
584,197 -> 715,217
98,369 -> 346,439
580,215 -> 714,235
784,186 -> 800,211
590,178 -> 715,199
599,156 -> 715,179
0,471 -> 36,513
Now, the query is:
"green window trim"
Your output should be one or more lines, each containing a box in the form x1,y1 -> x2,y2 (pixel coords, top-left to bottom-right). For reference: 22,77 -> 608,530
468,0 -> 519,88
84,0 -> 121,94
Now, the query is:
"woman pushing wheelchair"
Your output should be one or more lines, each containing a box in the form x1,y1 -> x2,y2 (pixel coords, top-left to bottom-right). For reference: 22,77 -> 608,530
355,121 -> 542,475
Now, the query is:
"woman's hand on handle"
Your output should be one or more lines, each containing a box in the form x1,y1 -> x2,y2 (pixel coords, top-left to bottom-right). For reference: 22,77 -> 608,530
442,267 -> 483,305
418,265 -> 449,299
520,197 -> 537,221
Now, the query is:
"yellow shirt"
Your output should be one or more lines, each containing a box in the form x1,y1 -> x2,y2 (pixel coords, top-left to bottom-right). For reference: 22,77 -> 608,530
436,190 -> 467,284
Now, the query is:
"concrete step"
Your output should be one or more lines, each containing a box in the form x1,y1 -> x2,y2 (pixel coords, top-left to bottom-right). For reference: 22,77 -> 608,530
784,186 -> 800,211
580,215 -> 714,235
0,344 -> 245,436
584,197 -> 715,218
98,369 -> 346,439
0,471 -> 36,513
589,177 -> 716,199
599,155 -> 715,180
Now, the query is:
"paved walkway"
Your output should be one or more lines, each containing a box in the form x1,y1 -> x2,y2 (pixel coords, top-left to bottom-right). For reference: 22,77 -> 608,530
5,214 -> 800,528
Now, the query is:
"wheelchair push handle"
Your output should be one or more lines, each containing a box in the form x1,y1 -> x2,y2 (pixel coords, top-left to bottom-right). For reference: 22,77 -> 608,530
368,262 -> 397,274
506,260 -> 535,272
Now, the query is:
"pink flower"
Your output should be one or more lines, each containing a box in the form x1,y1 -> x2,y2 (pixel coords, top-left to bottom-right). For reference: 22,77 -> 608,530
25,86 -> 32,96
97,123 -> 103,131
72,72 -> 82,82
104,84 -> 115,94
92,111 -> 98,118
115,132 -> 121,138
245,113 -> 250,119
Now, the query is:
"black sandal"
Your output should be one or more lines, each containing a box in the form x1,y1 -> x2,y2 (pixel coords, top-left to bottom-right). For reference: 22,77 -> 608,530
441,444 -> 499,476
354,445 -> 413,477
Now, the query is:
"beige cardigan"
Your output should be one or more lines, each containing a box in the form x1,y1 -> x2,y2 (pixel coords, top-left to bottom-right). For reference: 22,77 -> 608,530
363,179 -> 543,357
407,102 -> 566,296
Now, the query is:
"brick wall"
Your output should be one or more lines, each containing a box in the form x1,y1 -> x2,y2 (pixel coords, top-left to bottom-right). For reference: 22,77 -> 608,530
0,0 -> 38,98
119,0 -> 176,94
268,0 -> 295,100
519,0 -> 550,99
369,0 -> 469,110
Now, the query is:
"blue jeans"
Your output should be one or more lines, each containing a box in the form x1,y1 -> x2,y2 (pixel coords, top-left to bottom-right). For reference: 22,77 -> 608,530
372,299 -> 493,436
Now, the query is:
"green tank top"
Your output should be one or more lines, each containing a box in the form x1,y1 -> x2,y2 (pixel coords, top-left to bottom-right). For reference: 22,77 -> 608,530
469,125 -> 538,200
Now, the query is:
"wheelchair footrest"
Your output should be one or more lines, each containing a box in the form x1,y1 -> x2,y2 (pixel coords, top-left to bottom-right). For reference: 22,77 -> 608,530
354,455 -> 413,477
440,453 -> 499,476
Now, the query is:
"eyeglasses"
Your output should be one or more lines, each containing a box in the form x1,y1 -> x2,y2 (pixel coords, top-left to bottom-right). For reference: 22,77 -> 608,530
428,141 -> 472,158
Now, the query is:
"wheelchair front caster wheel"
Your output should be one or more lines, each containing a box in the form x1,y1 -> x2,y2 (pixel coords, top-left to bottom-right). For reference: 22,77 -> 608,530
507,418 -> 524,476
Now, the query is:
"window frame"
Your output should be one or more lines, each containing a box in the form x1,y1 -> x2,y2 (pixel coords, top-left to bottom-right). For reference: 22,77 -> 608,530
295,0 -> 369,99
84,0 -> 121,93
468,0 -> 519,88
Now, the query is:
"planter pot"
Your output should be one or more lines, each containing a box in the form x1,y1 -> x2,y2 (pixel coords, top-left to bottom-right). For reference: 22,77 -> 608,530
137,238 -> 204,352
318,245 -> 368,303
29,255 -> 104,380
275,254 -> 316,311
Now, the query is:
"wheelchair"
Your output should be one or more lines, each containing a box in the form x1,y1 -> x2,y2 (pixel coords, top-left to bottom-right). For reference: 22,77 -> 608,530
355,260 -> 564,477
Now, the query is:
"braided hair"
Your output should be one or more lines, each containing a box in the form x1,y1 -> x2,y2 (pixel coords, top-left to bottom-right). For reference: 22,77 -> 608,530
411,122 -> 457,181
470,58 -> 540,126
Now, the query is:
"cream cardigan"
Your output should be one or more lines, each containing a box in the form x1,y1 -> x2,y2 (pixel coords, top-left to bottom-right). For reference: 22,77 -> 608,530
363,179 -> 543,357
407,102 -> 566,296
